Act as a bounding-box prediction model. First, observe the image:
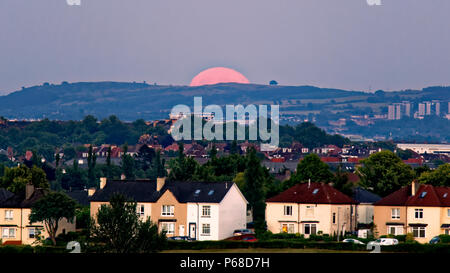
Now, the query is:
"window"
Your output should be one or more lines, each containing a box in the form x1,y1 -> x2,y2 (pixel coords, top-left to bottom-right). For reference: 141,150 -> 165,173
29,228 -> 36,239
202,224 -> 211,235
304,224 -> 317,235
2,228 -> 16,239
447,209 -> 450,217
161,205 -> 174,216
312,189 -> 319,195
202,206 -> 211,217
5,210 -> 13,221
306,206 -> 314,217
137,205 -> 145,216
288,224 -> 294,234
281,224 -> 295,234
414,209 -> 423,219
332,213 -> 336,224
387,226 -> 403,236
160,222 -> 175,235
412,227 -> 426,238
391,208 -> 400,219
284,205 -> 293,216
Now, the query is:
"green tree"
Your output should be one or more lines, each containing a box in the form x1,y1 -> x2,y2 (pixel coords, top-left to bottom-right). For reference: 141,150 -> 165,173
358,150 -> 415,197
286,154 -> 333,188
1,165 -> 49,193
29,192 -> 77,245
417,163 -> 450,187
90,194 -> 166,253
243,147 -> 266,235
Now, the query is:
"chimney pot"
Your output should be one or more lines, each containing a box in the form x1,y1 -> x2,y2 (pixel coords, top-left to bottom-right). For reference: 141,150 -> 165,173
88,188 -> 96,196
25,183 -> 34,200
411,180 -> 420,196
157,177 -> 166,191
100,177 -> 107,189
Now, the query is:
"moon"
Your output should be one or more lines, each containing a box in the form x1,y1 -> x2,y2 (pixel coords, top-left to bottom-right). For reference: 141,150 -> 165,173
190,67 -> 250,87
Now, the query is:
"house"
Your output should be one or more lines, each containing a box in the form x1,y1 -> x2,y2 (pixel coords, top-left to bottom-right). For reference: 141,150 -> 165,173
89,177 -> 248,241
373,181 -> 450,243
351,187 -> 381,226
0,185 -> 76,245
266,182 -> 358,237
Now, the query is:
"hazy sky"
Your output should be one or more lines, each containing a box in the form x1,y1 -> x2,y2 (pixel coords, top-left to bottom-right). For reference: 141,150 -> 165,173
1,0 -> 450,95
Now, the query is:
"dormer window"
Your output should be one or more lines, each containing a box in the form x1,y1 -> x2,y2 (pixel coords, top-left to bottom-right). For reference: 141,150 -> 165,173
312,189 -> 319,195
420,192 -> 427,198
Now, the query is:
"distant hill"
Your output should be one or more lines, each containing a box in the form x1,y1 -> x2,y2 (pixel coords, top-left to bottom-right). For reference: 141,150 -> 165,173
0,81 -> 448,121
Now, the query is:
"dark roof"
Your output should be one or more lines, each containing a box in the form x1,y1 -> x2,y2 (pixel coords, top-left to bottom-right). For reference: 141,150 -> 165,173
352,187 -> 381,204
0,188 -> 14,203
90,179 -> 236,204
66,190 -> 91,206
374,184 -> 450,207
0,188 -> 48,208
266,182 -> 357,204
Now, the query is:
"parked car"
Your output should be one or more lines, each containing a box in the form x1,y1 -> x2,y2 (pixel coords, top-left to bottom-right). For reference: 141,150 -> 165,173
167,236 -> 195,241
367,238 -> 399,246
429,236 -> 440,244
342,238 -> 365,245
226,234 -> 258,242
233,229 -> 254,236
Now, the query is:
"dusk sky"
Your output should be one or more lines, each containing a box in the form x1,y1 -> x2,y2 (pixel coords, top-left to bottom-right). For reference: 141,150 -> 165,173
1,0 -> 449,95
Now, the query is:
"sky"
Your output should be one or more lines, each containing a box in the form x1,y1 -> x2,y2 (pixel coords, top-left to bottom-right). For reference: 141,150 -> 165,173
1,0 -> 450,95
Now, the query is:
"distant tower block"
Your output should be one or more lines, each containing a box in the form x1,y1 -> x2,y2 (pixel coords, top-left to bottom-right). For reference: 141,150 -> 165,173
388,105 -> 395,120
418,103 -> 426,116
425,102 -> 432,115
402,101 -> 411,117
395,104 -> 402,120
432,100 -> 440,116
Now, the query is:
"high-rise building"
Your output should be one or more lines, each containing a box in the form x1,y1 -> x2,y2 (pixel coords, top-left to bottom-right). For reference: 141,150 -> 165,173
395,104 -> 402,120
425,101 -> 432,115
388,105 -> 395,120
418,103 -> 426,116
402,101 -> 411,117
432,100 -> 440,116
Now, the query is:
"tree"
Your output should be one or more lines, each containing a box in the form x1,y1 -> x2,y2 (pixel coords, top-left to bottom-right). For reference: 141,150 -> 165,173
29,192 -> 77,245
285,154 -> 333,188
357,150 -> 415,197
1,165 -> 49,194
243,147 -> 266,235
135,145 -> 156,171
418,163 -> 450,187
90,194 -> 166,253
87,145 -> 97,188
121,143 -> 135,179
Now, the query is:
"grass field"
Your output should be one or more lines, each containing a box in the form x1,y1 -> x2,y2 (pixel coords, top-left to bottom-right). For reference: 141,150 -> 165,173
162,248 -> 368,253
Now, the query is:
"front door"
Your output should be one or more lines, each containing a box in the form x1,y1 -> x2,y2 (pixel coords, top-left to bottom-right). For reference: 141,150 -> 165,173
189,223 -> 196,240
179,225 -> 185,237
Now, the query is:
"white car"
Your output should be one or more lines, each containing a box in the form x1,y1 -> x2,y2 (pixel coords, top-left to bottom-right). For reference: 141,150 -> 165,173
342,238 -> 365,245
367,238 -> 399,246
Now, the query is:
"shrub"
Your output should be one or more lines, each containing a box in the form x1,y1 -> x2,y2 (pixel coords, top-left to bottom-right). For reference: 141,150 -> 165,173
438,234 -> 450,243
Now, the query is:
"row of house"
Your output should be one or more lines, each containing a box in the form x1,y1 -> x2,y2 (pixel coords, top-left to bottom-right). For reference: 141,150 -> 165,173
1,178 -> 449,245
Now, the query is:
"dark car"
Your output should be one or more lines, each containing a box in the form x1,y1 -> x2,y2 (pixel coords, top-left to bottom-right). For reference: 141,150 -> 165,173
167,236 -> 195,241
226,234 -> 258,242
429,236 -> 440,244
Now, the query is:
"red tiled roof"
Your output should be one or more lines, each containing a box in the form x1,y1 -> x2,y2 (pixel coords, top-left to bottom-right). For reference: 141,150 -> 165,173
266,182 -> 357,204
374,184 -> 450,207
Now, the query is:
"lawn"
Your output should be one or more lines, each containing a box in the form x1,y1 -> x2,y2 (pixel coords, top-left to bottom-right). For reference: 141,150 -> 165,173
162,248 -> 368,253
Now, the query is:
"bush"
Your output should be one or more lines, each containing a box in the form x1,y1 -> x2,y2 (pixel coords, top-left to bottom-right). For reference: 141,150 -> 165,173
0,245 -> 34,254
438,234 -> 450,244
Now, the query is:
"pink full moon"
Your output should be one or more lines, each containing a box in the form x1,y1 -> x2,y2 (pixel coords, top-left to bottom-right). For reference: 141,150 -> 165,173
189,67 -> 250,87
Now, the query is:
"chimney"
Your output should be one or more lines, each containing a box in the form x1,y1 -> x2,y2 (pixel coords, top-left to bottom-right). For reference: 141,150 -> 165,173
157,177 -> 166,191
25,183 -> 35,200
88,188 -> 96,196
308,179 -> 311,188
100,177 -> 107,189
411,180 -> 420,196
